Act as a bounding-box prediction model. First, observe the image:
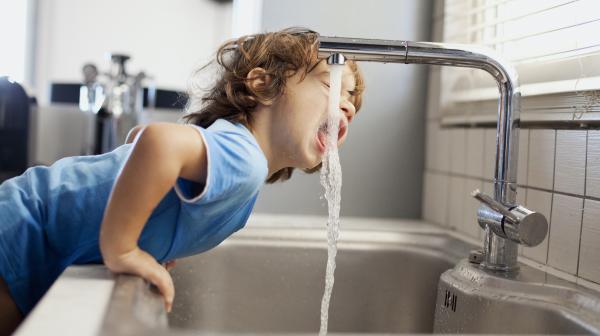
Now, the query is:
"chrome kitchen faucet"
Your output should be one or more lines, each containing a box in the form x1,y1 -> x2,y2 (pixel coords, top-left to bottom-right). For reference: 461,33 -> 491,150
315,34 -> 548,272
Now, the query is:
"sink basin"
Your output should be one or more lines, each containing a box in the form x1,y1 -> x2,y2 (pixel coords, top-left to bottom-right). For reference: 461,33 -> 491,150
14,215 -> 600,335
168,218 -> 472,334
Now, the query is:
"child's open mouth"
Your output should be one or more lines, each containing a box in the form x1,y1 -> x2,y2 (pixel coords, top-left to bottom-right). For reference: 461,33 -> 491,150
317,123 -> 328,153
316,119 -> 348,153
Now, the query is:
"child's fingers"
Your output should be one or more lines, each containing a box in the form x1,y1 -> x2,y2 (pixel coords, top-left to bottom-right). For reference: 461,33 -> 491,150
150,266 -> 175,312
142,260 -> 176,313
104,248 -> 175,312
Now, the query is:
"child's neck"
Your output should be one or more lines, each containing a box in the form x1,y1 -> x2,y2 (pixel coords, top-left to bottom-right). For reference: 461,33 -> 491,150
248,107 -> 284,178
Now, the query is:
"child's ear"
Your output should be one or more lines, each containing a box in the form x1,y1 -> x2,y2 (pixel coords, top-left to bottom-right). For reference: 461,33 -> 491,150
246,67 -> 273,105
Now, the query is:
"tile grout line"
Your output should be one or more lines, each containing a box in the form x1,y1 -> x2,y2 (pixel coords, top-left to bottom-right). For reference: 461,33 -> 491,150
545,129 -> 558,265
520,129 -> 531,256
423,170 -> 600,202
444,129 -> 452,229
576,130 -> 589,276
459,128 -> 468,236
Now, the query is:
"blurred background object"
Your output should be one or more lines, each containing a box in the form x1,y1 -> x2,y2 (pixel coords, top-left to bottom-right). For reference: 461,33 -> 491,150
0,77 -> 31,180
1,0 -> 232,172
79,54 -> 155,154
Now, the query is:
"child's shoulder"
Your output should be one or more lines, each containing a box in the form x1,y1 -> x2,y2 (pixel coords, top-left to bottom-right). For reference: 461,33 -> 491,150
192,119 -> 268,187
196,119 -> 264,159
203,119 -> 251,139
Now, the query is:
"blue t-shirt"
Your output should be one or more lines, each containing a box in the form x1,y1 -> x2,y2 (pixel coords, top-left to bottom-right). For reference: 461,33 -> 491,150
0,119 -> 268,314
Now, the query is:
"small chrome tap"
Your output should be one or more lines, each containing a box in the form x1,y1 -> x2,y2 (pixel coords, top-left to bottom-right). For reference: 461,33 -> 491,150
471,189 -> 548,248
469,188 -> 548,271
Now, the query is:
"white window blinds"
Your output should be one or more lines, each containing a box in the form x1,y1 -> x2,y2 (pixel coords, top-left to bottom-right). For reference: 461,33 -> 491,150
440,0 -> 600,125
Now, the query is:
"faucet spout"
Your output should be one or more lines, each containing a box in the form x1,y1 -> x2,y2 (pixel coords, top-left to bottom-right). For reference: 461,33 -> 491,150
318,35 -> 545,272
326,53 -> 346,65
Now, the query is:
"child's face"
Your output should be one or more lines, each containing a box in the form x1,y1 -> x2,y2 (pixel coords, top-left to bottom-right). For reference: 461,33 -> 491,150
271,60 -> 357,169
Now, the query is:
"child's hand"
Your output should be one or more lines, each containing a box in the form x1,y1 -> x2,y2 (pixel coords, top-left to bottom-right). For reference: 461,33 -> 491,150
104,247 -> 175,312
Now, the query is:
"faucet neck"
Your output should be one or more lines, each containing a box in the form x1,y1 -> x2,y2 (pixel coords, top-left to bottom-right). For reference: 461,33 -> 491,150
318,36 -> 523,271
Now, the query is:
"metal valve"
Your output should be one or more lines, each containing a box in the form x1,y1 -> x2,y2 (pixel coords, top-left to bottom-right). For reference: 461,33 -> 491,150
472,189 -> 548,247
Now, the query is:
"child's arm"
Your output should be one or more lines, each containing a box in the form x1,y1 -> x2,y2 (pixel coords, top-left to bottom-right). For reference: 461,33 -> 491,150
99,123 -> 207,312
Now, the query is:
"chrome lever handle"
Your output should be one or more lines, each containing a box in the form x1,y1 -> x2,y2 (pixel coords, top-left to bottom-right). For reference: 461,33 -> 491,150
472,189 -> 548,247
471,189 -> 518,223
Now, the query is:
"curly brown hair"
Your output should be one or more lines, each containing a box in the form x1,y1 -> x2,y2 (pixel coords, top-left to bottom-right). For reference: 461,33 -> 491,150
183,27 -> 365,183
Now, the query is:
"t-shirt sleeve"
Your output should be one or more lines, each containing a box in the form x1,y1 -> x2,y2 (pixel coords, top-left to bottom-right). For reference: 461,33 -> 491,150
173,124 -> 267,210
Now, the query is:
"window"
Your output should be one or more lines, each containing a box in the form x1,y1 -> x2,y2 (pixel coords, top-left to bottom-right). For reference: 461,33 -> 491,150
439,0 -> 600,125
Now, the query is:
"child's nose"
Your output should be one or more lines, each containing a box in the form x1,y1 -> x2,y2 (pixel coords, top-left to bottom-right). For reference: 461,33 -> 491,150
340,100 -> 356,124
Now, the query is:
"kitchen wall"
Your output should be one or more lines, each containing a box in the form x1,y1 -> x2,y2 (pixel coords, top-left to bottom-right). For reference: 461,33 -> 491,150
253,0 -> 433,218
422,1 -> 600,290
28,0 -> 232,165
33,0 -> 233,104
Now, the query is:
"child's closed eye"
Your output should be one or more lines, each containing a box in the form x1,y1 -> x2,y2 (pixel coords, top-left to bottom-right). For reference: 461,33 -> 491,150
322,81 -> 356,96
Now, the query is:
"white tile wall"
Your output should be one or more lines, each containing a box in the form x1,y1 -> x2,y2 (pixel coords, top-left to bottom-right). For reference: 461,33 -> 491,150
555,130 -> 587,196
448,176 -> 465,230
548,194 -> 584,274
450,129 -> 467,175
483,129 -> 496,180
528,130 -> 556,190
422,124 -> 598,286
579,199 -> 600,283
466,129 -> 484,178
438,174 -> 449,226
463,178 -> 483,238
422,172 -> 435,223
422,172 -> 448,226
587,130 -> 600,198
425,123 -> 437,170
516,186 -> 527,205
517,129 -> 529,186
438,129 -> 451,173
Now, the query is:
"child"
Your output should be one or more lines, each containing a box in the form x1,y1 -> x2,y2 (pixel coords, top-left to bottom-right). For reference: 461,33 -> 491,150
0,27 -> 364,334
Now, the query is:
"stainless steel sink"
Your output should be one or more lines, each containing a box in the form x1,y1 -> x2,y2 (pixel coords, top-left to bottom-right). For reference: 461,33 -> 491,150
167,219 -> 473,334
435,260 -> 600,334
16,215 -> 600,335
97,216 -> 477,335
98,216 -> 600,335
